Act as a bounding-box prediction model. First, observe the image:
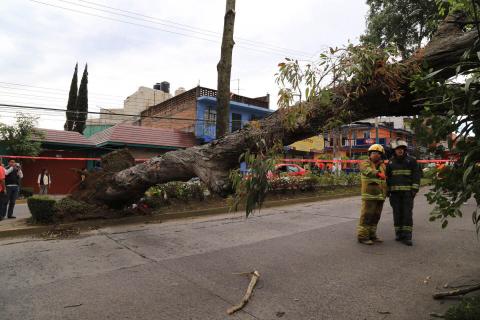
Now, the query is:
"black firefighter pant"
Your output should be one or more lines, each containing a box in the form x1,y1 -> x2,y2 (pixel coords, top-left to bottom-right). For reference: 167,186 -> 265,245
389,191 -> 414,240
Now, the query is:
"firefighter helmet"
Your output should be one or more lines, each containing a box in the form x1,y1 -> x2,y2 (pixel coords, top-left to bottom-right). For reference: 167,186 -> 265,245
368,144 -> 385,154
393,139 -> 408,149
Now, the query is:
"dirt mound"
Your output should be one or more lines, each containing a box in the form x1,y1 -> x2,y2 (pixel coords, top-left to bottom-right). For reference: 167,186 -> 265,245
101,149 -> 135,173
70,149 -> 136,206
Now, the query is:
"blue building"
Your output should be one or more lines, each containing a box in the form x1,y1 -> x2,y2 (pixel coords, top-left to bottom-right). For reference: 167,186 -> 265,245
140,86 -> 273,143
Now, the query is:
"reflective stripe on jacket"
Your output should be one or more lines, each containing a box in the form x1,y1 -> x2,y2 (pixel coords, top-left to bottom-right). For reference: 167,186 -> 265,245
360,160 -> 387,201
386,155 -> 421,192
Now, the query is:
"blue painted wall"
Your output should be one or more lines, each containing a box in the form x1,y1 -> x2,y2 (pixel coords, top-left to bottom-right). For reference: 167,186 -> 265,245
195,97 -> 273,142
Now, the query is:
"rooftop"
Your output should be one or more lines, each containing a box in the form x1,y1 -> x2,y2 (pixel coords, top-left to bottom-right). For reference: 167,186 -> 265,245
89,124 -> 198,149
36,129 -> 94,147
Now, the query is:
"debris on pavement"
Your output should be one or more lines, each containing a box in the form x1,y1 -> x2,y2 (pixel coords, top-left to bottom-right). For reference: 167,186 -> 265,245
40,226 -> 80,240
227,270 -> 260,315
433,283 -> 480,299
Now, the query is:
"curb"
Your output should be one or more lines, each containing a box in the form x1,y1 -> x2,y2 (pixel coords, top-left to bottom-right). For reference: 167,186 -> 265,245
0,190 -> 359,240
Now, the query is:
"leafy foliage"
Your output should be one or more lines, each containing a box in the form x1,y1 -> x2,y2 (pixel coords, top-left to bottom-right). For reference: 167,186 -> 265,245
361,0 -> 439,59
444,295 -> 480,320
276,44 -> 410,114
64,63 -> 88,134
145,179 -> 208,205
230,140 -> 278,217
0,113 -> 43,156
27,195 -> 57,224
361,0 -> 476,59
64,63 -> 78,131
74,64 -> 88,134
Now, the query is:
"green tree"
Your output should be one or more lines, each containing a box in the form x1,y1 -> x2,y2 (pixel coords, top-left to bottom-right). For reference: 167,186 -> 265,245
0,114 -> 43,156
64,63 -> 78,131
361,0 -> 476,59
74,64 -> 88,134
361,0 -> 439,59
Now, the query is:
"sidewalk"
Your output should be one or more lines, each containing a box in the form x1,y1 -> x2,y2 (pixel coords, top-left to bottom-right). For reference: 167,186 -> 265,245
0,189 -> 359,239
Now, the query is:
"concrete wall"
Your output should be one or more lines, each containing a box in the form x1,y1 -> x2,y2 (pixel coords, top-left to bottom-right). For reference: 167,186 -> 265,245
124,87 -> 171,115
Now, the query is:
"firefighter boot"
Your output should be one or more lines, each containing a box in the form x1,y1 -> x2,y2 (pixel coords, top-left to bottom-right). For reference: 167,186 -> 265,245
358,238 -> 374,245
395,229 -> 404,241
402,231 -> 413,246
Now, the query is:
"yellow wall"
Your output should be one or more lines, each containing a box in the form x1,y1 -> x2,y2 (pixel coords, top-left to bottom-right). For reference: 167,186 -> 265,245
289,136 -> 325,152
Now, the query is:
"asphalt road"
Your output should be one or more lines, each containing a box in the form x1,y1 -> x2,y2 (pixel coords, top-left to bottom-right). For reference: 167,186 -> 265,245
0,191 -> 479,320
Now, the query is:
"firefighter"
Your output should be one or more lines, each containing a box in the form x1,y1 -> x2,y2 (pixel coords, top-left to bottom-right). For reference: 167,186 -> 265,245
357,144 -> 387,245
386,140 -> 421,246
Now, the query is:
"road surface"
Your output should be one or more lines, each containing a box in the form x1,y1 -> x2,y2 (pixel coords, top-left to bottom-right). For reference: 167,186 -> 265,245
0,191 -> 479,319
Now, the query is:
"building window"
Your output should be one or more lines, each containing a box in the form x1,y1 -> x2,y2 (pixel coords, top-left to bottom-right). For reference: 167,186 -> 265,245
363,131 -> 370,139
204,107 -> 216,124
231,113 -> 242,132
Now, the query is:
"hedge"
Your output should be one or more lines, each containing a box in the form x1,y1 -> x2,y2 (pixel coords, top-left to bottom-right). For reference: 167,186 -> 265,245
27,195 -> 57,223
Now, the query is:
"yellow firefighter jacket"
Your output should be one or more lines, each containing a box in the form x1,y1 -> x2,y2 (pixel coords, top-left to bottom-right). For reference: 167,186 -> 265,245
360,160 -> 387,201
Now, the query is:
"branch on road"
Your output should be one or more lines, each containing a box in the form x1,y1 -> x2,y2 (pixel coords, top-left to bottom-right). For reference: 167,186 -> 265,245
227,270 -> 260,315
433,283 -> 480,299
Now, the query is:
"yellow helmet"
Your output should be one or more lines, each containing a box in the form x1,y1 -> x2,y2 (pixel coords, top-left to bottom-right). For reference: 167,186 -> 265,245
368,144 -> 384,154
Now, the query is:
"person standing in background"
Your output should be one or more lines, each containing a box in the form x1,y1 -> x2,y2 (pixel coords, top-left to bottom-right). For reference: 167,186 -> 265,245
4,159 -> 23,219
37,168 -> 52,195
0,163 -> 7,221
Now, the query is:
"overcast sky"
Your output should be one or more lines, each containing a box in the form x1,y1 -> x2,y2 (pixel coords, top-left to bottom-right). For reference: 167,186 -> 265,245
0,0 -> 369,129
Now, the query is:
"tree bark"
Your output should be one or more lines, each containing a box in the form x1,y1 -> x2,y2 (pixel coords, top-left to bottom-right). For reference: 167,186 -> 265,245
72,13 -> 479,208
216,0 -> 236,139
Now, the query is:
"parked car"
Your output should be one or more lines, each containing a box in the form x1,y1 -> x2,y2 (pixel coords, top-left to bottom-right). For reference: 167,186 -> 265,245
268,163 -> 309,179
243,164 -> 309,180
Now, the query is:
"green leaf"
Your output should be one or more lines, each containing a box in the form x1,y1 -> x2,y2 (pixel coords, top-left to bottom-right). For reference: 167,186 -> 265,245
429,216 -> 437,222
424,68 -> 444,79
465,78 -> 473,93
463,165 -> 474,186
441,220 -> 448,229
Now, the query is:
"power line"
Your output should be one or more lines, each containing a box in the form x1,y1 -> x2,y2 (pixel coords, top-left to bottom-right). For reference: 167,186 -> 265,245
0,81 -> 124,98
0,81 -> 176,106
0,103 -> 255,124
29,0 -> 314,59
73,0 -> 315,57
0,86 -> 162,111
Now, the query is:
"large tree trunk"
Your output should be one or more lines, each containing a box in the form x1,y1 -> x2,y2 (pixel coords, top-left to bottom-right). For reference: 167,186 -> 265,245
216,0 -> 236,139
72,13 -> 478,208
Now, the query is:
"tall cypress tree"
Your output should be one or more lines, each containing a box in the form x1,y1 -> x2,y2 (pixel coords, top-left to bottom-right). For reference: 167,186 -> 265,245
74,63 -> 88,134
64,63 -> 78,131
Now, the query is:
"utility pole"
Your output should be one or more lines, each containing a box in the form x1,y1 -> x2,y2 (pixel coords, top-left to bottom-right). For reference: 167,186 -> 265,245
232,78 -> 240,95
216,0 -> 236,139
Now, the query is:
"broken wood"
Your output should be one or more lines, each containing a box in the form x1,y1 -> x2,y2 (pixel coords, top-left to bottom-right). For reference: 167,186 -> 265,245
227,270 -> 260,315
433,283 -> 480,299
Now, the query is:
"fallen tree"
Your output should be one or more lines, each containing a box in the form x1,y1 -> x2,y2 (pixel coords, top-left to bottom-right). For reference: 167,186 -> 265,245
72,12 -> 478,208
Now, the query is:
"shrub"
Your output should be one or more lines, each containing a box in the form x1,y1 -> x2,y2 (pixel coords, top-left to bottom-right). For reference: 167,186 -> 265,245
445,295 -> 480,320
144,179 -> 209,208
27,195 -> 57,223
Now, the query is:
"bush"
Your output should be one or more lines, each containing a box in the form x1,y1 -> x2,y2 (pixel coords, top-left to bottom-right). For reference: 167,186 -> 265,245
144,179 -> 209,208
445,295 -> 480,320
27,195 -> 56,223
